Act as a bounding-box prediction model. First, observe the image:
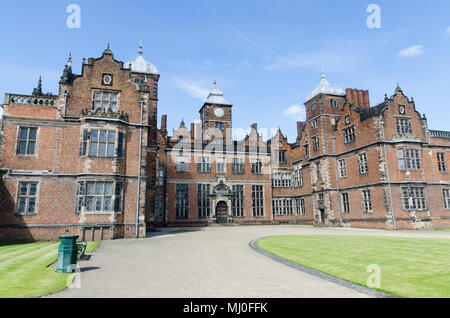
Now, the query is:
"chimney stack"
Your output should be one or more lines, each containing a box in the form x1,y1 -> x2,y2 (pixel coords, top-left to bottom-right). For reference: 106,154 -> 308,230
161,115 -> 167,137
297,121 -> 305,141
190,123 -> 195,141
346,88 -> 371,108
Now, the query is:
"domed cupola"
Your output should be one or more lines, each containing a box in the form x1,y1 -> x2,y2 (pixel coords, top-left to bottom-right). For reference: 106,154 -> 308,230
126,42 -> 159,75
306,70 -> 345,102
205,81 -> 232,106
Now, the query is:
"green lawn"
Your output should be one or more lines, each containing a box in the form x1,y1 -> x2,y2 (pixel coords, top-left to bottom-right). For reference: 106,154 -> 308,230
257,235 -> 450,298
0,241 -> 99,298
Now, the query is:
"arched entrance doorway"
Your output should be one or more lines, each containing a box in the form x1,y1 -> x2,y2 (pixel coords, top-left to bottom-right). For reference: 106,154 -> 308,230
216,201 -> 228,224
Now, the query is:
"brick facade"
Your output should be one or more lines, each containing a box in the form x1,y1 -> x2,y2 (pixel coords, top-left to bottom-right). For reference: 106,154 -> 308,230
1,48 -> 450,242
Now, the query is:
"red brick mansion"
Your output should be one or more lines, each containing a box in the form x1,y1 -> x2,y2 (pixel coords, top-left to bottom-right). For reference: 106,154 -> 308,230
1,46 -> 449,241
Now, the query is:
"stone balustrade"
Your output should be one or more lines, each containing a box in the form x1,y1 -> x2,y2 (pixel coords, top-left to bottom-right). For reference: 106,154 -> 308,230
5,93 -> 58,107
430,130 -> 450,139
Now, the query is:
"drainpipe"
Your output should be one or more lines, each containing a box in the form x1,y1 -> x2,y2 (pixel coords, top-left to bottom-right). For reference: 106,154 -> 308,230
381,121 -> 397,230
332,136 -> 343,227
136,98 -> 144,238
291,155 -> 297,224
63,90 -> 68,117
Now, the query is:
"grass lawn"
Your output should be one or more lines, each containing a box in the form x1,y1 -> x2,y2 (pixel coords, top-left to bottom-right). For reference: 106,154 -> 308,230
0,241 -> 99,298
257,235 -> 450,298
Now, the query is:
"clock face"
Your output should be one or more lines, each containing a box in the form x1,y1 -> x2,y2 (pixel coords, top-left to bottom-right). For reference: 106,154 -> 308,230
102,74 -> 113,86
214,107 -> 225,118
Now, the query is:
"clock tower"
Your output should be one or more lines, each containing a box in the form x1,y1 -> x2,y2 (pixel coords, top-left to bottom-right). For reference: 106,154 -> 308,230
199,81 -> 233,145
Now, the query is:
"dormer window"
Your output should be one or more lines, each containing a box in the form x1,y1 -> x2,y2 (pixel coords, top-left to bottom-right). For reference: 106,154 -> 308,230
93,90 -> 119,112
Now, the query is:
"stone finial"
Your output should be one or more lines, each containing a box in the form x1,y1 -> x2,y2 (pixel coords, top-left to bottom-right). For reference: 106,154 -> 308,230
103,43 -> 113,56
138,41 -> 143,56
32,76 -> 43,96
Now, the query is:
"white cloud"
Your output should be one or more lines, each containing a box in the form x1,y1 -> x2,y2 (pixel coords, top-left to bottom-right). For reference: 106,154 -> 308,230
398,45 -> 424,58
283,104 -> 306,121
172,75 -> 209,101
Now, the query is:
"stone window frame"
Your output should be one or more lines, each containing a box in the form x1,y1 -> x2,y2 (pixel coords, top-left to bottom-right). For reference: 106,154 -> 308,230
343,126 -> 356,144
398,148 -> 421,171
437,152 -> 447,173
315,162 -> 322,181
92,89 -> 120,112
296,198 -> 306,216
15,181 -> 39,215
197,156 -> 211,173
304,144 -> 310,159
215,122 -> 224,131
312,135 -> 320,152
312,119 -> 318,129
175,156 -> 190,172
251,158 -> 263,174
175,184 -> 190,219
401,186 -> 428,211
330,99 -> 339,108
232,185 -> 245,217
395,117 -> 411,135
252,185 -> 265,217
272,198 -> 293,216
338,159 -> 347,179
361,189 -> 373,213
76,179 -> 124,214
272,172 -> 292,188
232,157 -> 245,174
442,188 -> 450,210
216,157 -> 226,174
275,150 -> 287,164
197,184 -> 211,219
293,168 -> 304,187
342,192 -> 350,214
154,197 -> 164,219
80,127 -> 125,159
16,126 -> 38,157
358,152 -> 369,175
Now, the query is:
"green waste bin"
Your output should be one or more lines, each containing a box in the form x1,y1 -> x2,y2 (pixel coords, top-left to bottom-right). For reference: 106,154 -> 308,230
57,235 -> 79,273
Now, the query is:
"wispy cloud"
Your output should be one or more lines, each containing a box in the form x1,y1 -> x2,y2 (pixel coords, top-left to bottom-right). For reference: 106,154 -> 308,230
398,45 -> 424,58
265,49 -> 357,72
222,19 -> 262,51
283,104 -> 306,121
171,75 -> 209,101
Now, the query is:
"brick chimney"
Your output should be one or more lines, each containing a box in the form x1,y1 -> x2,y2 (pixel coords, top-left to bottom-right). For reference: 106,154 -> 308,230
346,89 -> 370,108
190,123 -> 195,140
297,121 -> 305,141
161,115 -> 167,137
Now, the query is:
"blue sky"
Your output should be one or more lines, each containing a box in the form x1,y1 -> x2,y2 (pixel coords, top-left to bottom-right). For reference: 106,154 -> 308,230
1,0 -> 450,141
